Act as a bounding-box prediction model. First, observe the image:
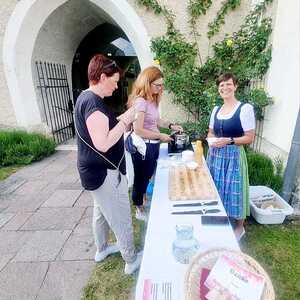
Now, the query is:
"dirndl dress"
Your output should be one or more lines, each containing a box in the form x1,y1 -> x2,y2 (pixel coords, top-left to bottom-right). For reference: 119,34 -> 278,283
207,103 -> 250,220
207,145 -> 249,219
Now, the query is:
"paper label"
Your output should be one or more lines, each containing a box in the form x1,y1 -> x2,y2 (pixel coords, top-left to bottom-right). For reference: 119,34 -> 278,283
205,255 -> 265,300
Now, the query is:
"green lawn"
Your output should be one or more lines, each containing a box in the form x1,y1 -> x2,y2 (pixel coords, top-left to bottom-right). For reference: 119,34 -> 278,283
240,219 -> 300,300
0,166 -> 22,181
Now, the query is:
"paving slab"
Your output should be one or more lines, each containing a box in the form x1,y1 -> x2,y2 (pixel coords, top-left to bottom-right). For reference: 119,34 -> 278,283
13,179 -> 49,195
74,190 -> 93,207
36,261 -> 94,300
4,194 -> 48,213
42,189 -> 83,207
54,173 -> 79,184
13,230 -> 72,262
4,182 -> 60,212
58,232 -> 95,261
57,182 -> 84,190
20,207 -> 85,231
0,231 -> 33,256
0,149 -> 100,300
0,212 -> 15,228
0,262 -> 49,300
0,253 -> 15,272
0,198 -> 10,213
0,176 -> 26,195
73,207 -> 93,236
0,212 -> 33,231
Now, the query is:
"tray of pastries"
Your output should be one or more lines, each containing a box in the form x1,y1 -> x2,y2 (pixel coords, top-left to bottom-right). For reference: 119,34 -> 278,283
169,165 -> 217,201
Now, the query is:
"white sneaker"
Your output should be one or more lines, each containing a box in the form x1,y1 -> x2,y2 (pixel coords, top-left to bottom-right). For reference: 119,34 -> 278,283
135,209 -> 148,222
124,251 -> 143,275
94,243 -> 119,262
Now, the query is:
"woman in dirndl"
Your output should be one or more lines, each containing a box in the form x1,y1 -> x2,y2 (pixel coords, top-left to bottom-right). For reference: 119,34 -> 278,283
206,73 -> 255,240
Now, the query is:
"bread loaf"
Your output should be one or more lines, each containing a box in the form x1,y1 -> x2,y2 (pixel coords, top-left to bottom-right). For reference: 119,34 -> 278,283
169,165 -> 217,201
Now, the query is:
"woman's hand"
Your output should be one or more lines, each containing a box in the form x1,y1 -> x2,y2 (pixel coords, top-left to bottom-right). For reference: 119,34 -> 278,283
211,137 -> 230,148
159,133 -> 173,142
117,107 -> 137,126
170,124 -> 183,132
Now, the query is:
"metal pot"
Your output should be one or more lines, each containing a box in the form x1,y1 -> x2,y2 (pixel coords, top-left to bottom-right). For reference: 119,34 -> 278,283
172,132 -> 189,149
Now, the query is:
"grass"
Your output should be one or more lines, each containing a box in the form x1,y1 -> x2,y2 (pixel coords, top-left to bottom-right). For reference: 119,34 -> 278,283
0,130 -> 56,166
240,219 -> 300,300
0,165 -> 22,181
82,201 -> 146,300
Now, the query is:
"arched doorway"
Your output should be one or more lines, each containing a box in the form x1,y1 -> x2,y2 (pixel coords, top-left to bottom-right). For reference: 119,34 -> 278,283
3,0 -> 152,138
72,22 -> 140,115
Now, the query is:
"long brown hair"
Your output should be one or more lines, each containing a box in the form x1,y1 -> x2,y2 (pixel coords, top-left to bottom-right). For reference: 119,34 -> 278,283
127,66 -> 163,107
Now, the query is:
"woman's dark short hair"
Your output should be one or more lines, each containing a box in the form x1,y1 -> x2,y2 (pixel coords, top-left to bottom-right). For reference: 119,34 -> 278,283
88,54 -> 122,85
216,73 -> 237,86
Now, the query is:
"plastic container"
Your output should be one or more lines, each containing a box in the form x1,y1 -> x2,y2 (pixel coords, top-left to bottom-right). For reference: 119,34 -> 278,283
249,186 -> 294,224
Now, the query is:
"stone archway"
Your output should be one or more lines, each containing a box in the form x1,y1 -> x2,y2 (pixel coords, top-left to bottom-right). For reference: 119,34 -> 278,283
3,0 -> 153,130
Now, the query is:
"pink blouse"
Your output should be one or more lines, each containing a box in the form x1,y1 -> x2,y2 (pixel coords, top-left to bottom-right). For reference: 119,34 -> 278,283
134,97 -> 160,133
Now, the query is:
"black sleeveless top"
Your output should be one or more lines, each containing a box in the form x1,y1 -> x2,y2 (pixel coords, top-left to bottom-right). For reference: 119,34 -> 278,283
213,103 -> 245,138
75,90 -> 126,190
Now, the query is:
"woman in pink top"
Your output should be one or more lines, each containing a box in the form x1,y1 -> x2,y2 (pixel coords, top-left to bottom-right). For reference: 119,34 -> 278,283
128,66 -> 182,221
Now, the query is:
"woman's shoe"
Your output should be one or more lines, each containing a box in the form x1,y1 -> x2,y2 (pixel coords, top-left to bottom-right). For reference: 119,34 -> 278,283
237,227 -> 246,241
135,207 -> 148,221
94,243 -> 119,262
124,251 -> 143,275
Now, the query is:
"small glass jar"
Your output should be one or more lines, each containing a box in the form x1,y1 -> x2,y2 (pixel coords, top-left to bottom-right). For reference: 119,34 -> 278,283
172,224 -> 200,264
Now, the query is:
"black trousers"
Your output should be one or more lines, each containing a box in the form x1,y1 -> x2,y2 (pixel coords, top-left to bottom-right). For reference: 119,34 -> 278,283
131,143 -> 160,206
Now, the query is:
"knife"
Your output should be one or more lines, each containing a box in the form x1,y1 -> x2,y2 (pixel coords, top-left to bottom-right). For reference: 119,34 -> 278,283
173,201 -> 218,207
171,208 -> 221,215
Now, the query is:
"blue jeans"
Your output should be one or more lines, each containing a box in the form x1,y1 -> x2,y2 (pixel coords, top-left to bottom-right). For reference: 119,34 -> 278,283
131,143 -> 160,206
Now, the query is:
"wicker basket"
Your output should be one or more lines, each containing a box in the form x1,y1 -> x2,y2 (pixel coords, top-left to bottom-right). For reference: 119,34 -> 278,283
184,248 -> 275,300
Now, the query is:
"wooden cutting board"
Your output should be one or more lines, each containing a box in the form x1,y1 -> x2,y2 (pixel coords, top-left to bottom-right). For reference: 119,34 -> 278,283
169,165 -> 217,201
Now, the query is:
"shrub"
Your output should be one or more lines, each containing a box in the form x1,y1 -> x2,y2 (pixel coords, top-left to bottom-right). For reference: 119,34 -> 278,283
0,130 -> 56,166
246,151 -> 283,193
181,121 -> 208,142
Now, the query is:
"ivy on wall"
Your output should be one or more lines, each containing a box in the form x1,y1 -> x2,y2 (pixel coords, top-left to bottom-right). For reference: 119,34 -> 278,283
188,0 -> 213,26
207,0 -> 241,38
136,0 -> 274,138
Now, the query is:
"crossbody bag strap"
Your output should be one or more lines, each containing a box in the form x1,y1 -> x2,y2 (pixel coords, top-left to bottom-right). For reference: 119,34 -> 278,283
74,114 -> 124,171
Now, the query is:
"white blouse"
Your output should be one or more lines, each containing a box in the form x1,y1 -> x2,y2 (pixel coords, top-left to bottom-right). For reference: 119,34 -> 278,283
209,102 -> 256,132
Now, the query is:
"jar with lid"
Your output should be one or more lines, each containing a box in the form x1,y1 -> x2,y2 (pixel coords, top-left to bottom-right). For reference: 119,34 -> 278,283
172,224 -> 200,264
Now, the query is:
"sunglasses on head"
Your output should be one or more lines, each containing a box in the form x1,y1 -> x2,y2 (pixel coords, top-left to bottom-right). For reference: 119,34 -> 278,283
103,60 -> 117,69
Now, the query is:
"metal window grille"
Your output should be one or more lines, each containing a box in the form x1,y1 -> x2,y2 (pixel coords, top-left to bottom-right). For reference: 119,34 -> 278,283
35,61 -> 75,144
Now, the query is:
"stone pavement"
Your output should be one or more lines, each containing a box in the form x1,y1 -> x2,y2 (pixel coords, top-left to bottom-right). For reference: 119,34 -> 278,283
0,150 -> 95,300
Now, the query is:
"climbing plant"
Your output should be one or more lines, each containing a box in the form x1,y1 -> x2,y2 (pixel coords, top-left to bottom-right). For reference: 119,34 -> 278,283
188,0 -> 213,26
207,0 -> 241,38
136,0 -> 274,138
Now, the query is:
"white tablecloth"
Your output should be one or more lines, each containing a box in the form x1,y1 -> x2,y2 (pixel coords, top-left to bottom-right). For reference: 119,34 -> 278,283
135,144 -> 239,300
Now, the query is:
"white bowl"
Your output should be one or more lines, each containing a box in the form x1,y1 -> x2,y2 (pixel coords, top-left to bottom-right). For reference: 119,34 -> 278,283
206,137 -> 218,146
182,150 -> 194,162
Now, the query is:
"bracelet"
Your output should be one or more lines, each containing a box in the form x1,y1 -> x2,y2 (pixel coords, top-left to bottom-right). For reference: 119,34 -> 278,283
168,123 -> 174,129
229,137 -> 235,145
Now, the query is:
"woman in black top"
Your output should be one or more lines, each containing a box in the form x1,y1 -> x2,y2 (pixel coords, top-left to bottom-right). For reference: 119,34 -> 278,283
74,54 -> 142,275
